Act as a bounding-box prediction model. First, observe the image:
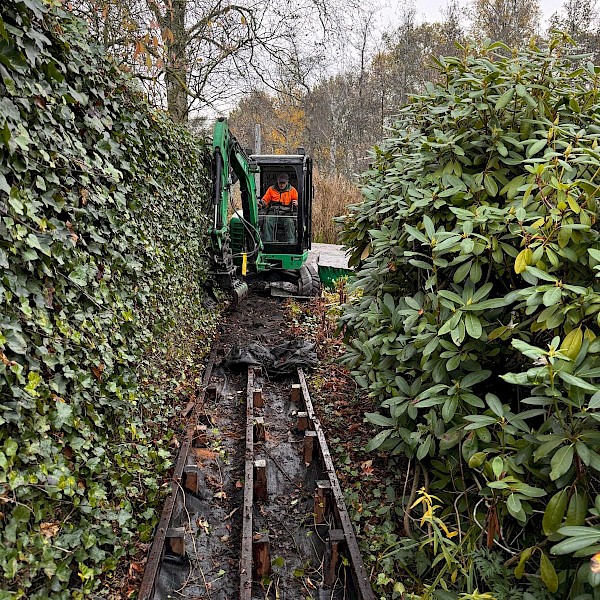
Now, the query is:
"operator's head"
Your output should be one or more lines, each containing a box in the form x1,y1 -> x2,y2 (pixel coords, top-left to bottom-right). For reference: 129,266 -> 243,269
276,173 -> 289,188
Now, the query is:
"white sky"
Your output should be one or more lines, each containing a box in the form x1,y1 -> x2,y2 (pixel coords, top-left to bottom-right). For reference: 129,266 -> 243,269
382,0 -> 567,28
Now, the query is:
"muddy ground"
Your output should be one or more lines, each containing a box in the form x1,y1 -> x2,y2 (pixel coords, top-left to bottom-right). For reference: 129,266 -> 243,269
117,289 -> 390,599
153,291 -> 340,599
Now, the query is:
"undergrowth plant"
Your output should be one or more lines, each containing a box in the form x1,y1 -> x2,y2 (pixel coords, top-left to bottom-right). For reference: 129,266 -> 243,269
340,35 -> 600,598
0,0 -> 215,597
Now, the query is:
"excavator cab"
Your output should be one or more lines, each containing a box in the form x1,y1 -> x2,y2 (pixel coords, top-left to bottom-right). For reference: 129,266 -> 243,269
253,153 -> 313,268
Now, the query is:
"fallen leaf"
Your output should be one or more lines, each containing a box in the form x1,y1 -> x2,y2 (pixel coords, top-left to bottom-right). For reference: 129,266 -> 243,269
91,364 -> 105,380
195,448 -> 216,461
128,561 -> 144,577
196,516 -> 210,535
40,522 -> 59,538
361,460 -> 374,476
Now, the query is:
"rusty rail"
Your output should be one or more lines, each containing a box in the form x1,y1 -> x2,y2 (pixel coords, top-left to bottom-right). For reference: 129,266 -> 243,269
239,366 -> 255,599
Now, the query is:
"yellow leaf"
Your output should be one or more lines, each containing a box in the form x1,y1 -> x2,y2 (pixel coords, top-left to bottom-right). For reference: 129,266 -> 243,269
567,195 -> 581,214
561,327 -> 583,360
515,547 -> 533,579
591,552 -> 600,574
360,244 -> 370,261
515,248 -> 532,274
532,217 -> 546,228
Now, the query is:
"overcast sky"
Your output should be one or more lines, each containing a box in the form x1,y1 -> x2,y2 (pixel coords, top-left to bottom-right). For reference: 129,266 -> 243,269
382,0 -> 566,28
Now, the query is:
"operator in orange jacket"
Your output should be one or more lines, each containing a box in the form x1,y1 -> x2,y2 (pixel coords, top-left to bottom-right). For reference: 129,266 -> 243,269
259,173 -> 298,242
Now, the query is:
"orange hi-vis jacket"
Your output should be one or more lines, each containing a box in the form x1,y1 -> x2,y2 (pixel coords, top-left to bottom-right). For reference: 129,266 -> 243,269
262,184 -> 298,207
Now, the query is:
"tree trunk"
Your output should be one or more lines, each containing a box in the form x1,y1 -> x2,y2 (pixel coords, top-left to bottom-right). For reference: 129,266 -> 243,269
165,0 -> 188,122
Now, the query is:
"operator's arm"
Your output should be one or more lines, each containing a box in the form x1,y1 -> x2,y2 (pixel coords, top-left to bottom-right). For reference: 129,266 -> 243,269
291,186 -> 298,207
261,186 -> 276,207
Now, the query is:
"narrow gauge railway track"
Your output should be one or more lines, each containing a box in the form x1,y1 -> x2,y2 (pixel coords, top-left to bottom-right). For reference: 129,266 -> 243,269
138,300 -> 375,600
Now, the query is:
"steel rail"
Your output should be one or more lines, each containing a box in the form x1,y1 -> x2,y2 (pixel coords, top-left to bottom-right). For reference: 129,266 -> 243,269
239,366 -> 255,599
298,368 -> 377,600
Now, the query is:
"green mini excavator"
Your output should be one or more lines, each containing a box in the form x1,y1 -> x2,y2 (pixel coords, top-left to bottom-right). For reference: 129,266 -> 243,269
210,118 -> 320,303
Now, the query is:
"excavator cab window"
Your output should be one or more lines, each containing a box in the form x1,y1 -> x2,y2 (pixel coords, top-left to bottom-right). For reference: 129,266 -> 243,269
258,168 -> 302,247
251,154 -> 313,260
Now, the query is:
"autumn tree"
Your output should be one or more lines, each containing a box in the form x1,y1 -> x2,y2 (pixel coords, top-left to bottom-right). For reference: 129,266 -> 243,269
435,0 -> 466,58
469,0 -> 541,46
226,0 -> 468,178
548,0 -> 600,60
70,0 -> 358,122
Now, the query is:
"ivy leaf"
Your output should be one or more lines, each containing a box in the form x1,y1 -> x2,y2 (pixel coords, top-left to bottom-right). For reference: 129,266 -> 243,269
6,331 -> 27,354
52,399 -> 73,429
0,247 -> 9,268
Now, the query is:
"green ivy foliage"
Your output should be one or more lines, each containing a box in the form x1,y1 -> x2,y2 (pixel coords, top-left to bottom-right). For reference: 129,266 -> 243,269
340,37 -> 600,597
0,0 -> 214,597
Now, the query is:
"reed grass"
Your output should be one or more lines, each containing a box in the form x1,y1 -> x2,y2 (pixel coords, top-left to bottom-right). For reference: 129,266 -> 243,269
312,171 -> 363,244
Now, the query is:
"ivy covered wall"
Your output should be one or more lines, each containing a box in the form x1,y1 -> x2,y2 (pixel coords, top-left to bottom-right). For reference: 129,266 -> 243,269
0,0 -> 215,596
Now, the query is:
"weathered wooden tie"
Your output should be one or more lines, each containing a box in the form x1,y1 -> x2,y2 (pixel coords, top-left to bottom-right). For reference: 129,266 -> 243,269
303,430 -> 317,465
324,529 -> 345,586
253,416 -> 266,442
252,533 -> 271,578
297,411 -> 309,431
253,387 -> 264,408
290,383 -> 302,404
165,527 -> 186,557
182,466 -> 202,494
314,480 -> 332,524
253,459 -> 267,501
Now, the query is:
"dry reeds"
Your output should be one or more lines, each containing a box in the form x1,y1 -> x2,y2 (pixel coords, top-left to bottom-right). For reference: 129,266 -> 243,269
312,171 -> 363,244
